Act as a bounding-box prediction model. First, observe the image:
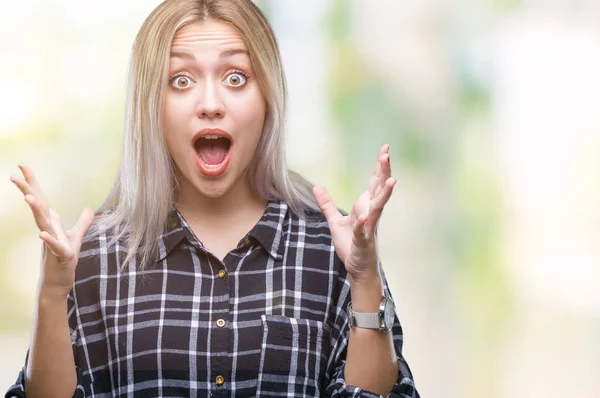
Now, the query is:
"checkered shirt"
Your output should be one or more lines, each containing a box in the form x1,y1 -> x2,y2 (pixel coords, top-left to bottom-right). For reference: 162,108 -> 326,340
7,201 -> 418,397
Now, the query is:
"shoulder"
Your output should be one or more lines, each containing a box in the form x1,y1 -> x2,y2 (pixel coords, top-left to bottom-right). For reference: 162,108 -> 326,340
282,201 -> 346,264
76,209 -> 130,278
80,209 -> 124,251
280,200 -> 349,238
294,203 -> 347,230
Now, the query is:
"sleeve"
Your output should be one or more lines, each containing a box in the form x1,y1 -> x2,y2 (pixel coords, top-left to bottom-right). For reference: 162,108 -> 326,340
4,291 -> 88,398
324,263 -> 419,398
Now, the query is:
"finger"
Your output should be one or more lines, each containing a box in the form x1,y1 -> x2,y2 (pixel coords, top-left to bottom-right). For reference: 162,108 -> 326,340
367,175 -> 379,198
24,194 -> 55,235
381,151 -> 392,182
10,175 -> 34,196
352,213 -> 369,244
18,164 -> 42,192
313,185 -> 343,225
18,164 -> 49,209
376,144 -> 389,174
371,177 -> 396,214
368,145 -> 389,197
68,207 -> 95,242
373,145 -> 387,178
39,231 -> 72,261
49,208 -> 70,244
367,177 -> 396,235
375,148 -> 392,198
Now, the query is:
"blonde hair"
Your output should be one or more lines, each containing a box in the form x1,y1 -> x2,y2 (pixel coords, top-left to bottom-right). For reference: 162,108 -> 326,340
86,0 -> 319,270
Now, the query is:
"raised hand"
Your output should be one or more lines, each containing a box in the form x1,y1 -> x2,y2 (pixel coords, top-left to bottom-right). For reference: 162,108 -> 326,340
313,145 -> 396,283
10,165 -> 95,299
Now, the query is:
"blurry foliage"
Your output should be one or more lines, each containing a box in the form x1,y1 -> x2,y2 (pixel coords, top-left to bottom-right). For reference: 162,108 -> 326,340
2,0 -> 513,385
2,1 -> 598,395
326,0 -> 426,198
491,0 -> 522,12
255,0 -> 271,18
452,44 -> 513,396
326,1 -> 513,395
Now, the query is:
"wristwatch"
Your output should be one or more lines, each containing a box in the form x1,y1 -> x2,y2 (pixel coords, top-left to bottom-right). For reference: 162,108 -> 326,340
347,295 -> 395,331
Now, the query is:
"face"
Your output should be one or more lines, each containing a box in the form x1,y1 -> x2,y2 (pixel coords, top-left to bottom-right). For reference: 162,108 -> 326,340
163,19 -> 266,202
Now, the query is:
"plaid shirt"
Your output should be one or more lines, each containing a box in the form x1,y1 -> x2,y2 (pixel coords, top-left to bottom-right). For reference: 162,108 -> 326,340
7,201 -> 418,397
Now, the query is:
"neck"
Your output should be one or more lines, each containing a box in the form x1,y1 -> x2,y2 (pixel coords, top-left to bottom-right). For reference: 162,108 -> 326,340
174,173 -> 267,227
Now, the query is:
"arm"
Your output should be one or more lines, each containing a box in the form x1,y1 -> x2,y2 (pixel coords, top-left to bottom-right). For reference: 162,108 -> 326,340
323,266 -> 418,398
6,289 -> 87,398
314,144 -> 418,397
24,288 -> 77,398
6,165 -> 93,398
344,275 -> 397,394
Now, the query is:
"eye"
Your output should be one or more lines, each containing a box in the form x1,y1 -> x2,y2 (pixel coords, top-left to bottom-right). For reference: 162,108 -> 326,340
170,74 -> 194,89
224,70 -> 248,87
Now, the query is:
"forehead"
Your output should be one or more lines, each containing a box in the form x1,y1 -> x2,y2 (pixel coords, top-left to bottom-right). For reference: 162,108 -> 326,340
170,20 -> 247,54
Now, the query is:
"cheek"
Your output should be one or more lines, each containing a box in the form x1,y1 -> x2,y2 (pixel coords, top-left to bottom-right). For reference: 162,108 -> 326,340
163,96 -> 181,129
237,98 -> 266,140
162,115 -> 183,160
236,111 -> 265,155
162,95 -> 191,145
163,89 -> 196,121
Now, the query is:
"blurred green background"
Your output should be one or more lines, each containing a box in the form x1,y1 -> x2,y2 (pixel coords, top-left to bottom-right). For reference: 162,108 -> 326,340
1,1 -> 599,396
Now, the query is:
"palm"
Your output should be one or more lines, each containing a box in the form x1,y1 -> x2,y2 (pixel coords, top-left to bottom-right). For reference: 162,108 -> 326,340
10,164 -> 95,296
314,145 -> 396,281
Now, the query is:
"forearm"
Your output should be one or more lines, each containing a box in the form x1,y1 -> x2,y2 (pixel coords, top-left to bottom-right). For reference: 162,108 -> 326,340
345,275 -> 398,396
25,287 -> 77,398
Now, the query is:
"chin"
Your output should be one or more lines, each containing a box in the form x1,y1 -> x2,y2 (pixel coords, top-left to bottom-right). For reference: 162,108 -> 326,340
193,180 -> 232,199
197,186 -> 228,199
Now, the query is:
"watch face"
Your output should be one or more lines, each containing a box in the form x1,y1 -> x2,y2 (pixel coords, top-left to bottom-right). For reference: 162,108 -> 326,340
384,297 -> 395,329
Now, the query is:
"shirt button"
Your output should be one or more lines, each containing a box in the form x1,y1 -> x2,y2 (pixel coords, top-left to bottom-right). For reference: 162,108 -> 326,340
218,269 -> 226,278
215,375 -> 224,385
244,236 -> 251,246
216,319 -> 226,328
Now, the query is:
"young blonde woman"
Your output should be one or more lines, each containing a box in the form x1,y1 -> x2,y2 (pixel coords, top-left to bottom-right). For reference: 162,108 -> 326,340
7,0 -> 418,397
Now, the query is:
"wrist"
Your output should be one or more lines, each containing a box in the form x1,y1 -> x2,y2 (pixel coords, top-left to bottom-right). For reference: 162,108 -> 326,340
349,274 -> 384,312
37,284 -> 70,305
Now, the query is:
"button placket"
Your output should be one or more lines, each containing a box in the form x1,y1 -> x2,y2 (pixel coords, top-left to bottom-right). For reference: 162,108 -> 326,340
211,253 -> 231,392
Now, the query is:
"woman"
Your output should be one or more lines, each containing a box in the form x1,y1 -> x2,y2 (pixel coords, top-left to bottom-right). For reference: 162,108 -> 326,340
7,0 -> 418,397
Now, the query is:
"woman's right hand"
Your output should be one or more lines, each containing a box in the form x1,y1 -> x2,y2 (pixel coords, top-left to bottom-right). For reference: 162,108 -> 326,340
10,164 -> 95,300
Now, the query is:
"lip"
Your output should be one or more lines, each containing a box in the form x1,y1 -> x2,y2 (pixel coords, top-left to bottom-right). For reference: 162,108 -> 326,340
192,128 -> 233,143
192,128 -> 233,177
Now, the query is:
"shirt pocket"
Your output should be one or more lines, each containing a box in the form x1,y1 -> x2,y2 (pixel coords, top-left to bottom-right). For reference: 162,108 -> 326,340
257,314 -> 331,396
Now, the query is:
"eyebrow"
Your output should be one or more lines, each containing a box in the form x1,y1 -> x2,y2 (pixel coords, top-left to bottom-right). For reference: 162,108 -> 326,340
170,48 -> 249,61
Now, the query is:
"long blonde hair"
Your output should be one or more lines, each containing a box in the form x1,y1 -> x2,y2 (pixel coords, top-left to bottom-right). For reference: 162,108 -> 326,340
85,0 -> 319,270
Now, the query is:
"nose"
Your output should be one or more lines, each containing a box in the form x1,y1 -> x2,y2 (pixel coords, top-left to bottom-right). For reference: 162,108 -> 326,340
195,78 -> 225,120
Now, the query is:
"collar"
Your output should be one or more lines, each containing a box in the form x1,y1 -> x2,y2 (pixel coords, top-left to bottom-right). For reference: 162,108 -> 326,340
155,200 -> 288,263
154,206 -> 194,263
247,200 -> 287,261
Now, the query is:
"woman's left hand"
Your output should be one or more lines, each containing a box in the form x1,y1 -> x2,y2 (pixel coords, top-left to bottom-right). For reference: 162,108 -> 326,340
313,144 -> 396,283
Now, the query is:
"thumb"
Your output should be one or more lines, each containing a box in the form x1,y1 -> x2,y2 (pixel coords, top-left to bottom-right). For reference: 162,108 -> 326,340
313,185 -> 342,225
71,207 -> 95,242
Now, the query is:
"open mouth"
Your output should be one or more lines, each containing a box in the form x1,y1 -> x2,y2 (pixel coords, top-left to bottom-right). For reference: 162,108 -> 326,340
194,135 -> 232,168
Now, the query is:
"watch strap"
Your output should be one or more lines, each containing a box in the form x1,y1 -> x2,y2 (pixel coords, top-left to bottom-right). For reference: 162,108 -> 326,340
352,310 -> 381,329
348,302 -> 383,330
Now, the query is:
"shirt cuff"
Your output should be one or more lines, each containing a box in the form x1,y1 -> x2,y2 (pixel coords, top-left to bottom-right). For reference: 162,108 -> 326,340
4,366 -> 87,398
325,357 -> 419,398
